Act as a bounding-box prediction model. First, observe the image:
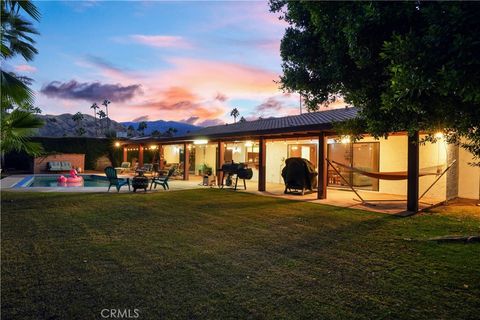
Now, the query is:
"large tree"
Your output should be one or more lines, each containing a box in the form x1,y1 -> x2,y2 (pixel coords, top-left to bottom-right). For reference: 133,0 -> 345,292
270,1 -> 480,162
1,0 -> 43,158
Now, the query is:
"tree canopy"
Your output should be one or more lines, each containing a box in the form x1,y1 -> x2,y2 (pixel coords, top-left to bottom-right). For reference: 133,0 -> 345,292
1,0 -> 43,157
270,1 -> 480,161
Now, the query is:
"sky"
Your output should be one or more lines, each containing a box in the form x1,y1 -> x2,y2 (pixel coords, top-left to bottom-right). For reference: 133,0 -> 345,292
5,0 -> 334,125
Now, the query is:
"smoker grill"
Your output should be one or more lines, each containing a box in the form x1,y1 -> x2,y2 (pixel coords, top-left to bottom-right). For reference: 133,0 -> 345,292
219,162 -> 253,190
281,157 -> 318,195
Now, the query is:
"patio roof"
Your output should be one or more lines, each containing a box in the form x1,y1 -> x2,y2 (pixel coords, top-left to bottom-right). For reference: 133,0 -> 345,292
188,107 -> 358,139
123,107 -> 358,144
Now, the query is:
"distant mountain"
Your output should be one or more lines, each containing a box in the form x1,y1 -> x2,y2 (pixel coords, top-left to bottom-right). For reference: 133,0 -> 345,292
121,120 -> 200,136
32,114 -> 201,138
35,113 -> 126,138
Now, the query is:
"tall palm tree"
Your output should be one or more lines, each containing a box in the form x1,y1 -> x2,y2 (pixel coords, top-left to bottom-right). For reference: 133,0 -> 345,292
90,102 -> 98,136
102,99 -> 111,130
72,112 -> 84,136
1,0 -> 43,166
230,108 -> 240,123
97,110 -> 107,135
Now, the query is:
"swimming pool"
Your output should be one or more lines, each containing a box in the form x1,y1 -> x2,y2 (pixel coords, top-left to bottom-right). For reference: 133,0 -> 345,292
15,175 -> 110,188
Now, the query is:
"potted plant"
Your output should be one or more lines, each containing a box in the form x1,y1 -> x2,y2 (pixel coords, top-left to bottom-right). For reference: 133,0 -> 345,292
200,163 -> 213,176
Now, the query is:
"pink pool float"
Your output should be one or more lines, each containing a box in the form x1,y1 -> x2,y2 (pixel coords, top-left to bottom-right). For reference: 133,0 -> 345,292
58,168 -> 83,186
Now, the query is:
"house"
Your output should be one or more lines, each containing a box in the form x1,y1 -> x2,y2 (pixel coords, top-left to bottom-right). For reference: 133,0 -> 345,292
121,107 -> 479,213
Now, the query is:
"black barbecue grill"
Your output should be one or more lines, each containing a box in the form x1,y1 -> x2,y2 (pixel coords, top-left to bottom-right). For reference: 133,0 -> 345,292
219,162 -> 253,190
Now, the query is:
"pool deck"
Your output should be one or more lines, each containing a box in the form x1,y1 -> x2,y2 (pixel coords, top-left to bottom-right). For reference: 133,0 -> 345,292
1,173 -> 448,215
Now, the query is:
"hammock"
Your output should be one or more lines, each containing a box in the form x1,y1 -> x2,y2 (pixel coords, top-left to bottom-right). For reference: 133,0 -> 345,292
326,159 -> 457,206
330,160 -> 440,180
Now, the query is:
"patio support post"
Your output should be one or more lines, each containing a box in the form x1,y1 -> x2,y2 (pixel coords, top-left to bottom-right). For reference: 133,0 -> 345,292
183,143 -> 189,180
317,132 -> 327,199
159,145 -> 164,169
123,147 -> 127,163
407,131 -> 420,212
139,144 -> 144,168
258,138 -> 266,191
217,141 -> 225,185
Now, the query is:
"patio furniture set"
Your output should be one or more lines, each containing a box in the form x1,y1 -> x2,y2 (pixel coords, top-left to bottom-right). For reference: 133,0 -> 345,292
105,164 -> 175,192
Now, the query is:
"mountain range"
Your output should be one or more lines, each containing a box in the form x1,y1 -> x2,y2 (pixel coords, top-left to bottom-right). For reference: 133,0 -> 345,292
120,120 -> 199,136
34,114 -> 201,138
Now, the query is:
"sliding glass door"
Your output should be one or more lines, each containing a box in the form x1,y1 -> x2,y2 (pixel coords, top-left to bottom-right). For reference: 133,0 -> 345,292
327,142 -> 379,191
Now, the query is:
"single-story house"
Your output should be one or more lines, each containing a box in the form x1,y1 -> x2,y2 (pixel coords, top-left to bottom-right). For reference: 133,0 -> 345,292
120,107 -> 479,213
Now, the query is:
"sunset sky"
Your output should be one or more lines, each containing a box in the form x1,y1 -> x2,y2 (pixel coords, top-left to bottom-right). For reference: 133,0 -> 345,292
4,0 -> 321,126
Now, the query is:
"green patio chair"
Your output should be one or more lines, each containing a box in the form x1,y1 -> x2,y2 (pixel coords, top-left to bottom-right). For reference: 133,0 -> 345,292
105,166 -> 130,192
150,168 -> 175,190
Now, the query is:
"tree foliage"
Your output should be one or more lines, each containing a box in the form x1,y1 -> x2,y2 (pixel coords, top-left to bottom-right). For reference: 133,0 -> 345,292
1,0 -> 43,158
270,1 -> 480,161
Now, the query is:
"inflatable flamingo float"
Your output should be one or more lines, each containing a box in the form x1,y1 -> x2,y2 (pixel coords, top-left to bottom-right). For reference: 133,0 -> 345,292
58,168 -> 84,186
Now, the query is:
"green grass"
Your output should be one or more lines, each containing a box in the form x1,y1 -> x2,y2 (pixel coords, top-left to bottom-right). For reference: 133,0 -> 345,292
2,190 -> 479,320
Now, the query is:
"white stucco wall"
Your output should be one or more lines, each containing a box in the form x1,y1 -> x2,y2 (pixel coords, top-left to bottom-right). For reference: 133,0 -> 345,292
357,135 -> 447,199
193,144 -> 217,175
163,145 -> 181,164
458,147 -> 480,199
265,139 -> 318,185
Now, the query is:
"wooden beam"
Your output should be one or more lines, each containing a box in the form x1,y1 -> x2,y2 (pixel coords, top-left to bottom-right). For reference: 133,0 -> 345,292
407,131 -> 419,213
217,142 -> 225,185
158,144 -> 164,169
123,147 -> 127,163
258,138 -> 266,191
183,143 -> 189,180
317,133 -> 327,199
138,144 -> 144,168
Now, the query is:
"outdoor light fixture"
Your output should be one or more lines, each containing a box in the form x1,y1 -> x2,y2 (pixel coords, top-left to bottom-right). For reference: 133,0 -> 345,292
114,142 -> 120,147
244,141 -> 253,147
435,132 -> 444,139
193,139 -> 208,145
341,135 -> 351,144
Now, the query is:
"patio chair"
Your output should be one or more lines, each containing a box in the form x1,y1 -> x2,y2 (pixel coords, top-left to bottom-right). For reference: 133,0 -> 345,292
114,162 -> 131,174
105,166 -> 131,192
150,168 -> 175,190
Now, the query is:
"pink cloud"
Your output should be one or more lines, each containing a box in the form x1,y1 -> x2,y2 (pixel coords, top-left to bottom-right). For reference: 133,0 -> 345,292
130,35 -> 192,49
61,56 -> 286,122
14,64 -> 37,73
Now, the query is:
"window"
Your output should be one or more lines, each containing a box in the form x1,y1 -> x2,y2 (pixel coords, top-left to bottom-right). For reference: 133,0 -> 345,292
327,142 -> 379,191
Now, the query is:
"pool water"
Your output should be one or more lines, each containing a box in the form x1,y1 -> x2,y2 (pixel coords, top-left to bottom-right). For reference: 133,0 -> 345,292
24,175 -> 110,188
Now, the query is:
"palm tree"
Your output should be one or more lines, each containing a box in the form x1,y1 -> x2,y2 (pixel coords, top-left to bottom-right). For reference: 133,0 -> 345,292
1,108 -> 43,155
230,108 -> 240,123
127,125 -> 135,137
90,102 -> 99,136
102,99 -> 111,130
72,112 -> 85,136
97,110 -> 107,135
137,121 -> 147,136
1,0 -> 43,166
164,127 -> 178,137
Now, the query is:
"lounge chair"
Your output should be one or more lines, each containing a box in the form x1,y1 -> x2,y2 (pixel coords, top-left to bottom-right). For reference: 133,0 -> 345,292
150,168 -> 175,190
105,166 -> 130,192
114,162 -> 131,174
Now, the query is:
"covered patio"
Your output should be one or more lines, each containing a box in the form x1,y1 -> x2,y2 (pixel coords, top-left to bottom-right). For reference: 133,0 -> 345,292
116,108 -> 473,214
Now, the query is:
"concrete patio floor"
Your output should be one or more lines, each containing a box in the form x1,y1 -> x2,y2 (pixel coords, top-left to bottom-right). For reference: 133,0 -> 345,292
1,173 -> 445,214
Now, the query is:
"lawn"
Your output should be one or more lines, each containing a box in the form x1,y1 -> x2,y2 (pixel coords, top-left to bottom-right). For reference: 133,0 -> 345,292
1,190 -> 479,319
